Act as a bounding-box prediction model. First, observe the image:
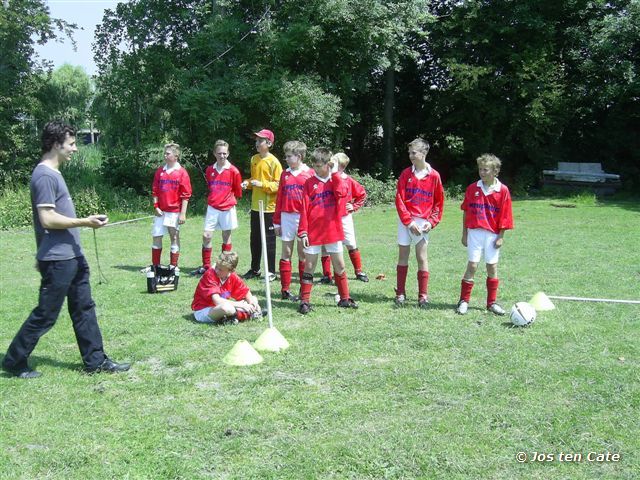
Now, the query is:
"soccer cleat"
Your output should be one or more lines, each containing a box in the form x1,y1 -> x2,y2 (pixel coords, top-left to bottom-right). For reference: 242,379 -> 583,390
319,275 -> 333,284
337,298 -> 359,309
140,266 -> 152,274
242,269 -> 261,280
251,308 -> 269,320
394,294 -> 406,307
298,302 -> 312,315
355,272 -> 370,283
281,290 -> 300,301
217,314 -> 239,326
456,300 -> 469,315
418,297 -> 429,309
487,303 -> 506,316
191,266 -> 207,276
267,273 -> 277,282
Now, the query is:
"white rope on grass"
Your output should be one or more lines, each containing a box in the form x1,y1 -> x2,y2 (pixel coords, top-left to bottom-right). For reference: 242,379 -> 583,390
547,295 -> 640,305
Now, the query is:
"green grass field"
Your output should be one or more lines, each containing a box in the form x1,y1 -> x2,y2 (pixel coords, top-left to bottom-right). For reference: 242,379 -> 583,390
1,199 -> 639,479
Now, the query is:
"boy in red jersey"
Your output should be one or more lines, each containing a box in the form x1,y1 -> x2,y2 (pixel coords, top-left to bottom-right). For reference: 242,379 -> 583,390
394,138 -> 444,308
191,252 -> 263,324
150,143 -> 192,267
273,140 -> 314,301
297,148 -> 358,314
319,153 -> 369,283
192,140 -> 243,276
456,154 -> 514,315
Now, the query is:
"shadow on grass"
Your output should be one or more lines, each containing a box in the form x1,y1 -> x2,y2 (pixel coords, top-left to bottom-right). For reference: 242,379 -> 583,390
0,354 -> 80,376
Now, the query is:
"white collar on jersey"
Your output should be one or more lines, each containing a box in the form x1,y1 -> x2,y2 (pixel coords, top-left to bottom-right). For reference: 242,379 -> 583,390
477,178 -> 502,195
412,164 -> 431,179
163,162 -> 182,173
314,173 -> 331,183
286,164 -> 310,176
213,161 -> 231,173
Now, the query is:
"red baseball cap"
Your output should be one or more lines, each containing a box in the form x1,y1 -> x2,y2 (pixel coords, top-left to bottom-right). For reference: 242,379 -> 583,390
254,129 -> 274,144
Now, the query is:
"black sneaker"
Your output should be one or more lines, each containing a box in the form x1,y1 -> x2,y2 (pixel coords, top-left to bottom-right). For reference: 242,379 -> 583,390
418,297 -> 429,309
281,290 -> 300,301
84,357 -> 131,374
319,275 -> 333,284
337,298 -> 359,309
299,302 -> 312,315
3,366 -> 42,379
355,272 -> 369,282
242,269 -> 261,280
191,266 -> 208,276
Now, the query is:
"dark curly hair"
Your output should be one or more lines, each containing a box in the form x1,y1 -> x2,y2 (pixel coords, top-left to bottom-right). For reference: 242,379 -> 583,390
41,121 -> 75,154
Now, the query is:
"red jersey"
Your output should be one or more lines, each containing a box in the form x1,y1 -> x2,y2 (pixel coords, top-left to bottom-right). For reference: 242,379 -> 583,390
152,164 -> 192,213
341,173 -> 366,216
298,172 -> 348,246
205,162 -> 242,210
461,180 -> 514,233
191,267 -> 250,311
273,165 -> 315,225
395,165 -> 444,227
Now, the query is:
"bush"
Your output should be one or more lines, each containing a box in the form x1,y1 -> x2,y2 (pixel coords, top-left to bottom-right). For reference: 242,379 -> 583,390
72,187 -> 107,218
350,171 -> 396,207
0,184 -> 32,230
100,145 -> 163,195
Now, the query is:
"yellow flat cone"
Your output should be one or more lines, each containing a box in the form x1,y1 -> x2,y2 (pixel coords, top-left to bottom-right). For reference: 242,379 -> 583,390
254,327 -> 290,352
223,340 -> 264,366
529,292 -> 555,311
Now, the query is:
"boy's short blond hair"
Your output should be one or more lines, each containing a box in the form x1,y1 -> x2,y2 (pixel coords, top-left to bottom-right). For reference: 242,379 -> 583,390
477,154 -> 501,174
164,142 -> 181,158
216,251 -> 239,271
331,152 -> 350,168
408,138 -> 430,154
283,140 -> 307,158
214,139 -> 229,150
311,147 -> 333,165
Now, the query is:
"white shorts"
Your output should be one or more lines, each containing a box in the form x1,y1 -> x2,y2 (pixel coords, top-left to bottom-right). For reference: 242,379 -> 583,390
279,212 -> 301,242
152,212 -> 180,236
397,217 -> 430,246
193,307 -> 214,323
305,241 -> 343,255
204,205 -> 238,232
467,228 -> 501,264
342,214 -> 356,249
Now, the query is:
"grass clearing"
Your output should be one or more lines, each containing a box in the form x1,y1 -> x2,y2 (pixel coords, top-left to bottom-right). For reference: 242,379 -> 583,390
1,199 -> 639,479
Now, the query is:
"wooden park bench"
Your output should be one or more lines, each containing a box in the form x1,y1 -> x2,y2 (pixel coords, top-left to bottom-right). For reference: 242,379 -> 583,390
542,162 -> 621,194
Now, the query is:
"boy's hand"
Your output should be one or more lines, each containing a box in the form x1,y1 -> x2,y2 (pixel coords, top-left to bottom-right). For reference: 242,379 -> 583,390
301,235 -> 309,248
422,222 -> 432,233
154,207 -> 163,217
250,180 -> 262,188
408,222 -> 421,236
178,212 -> 186,225
274,225 -> 281,237
241,180 -> 249,189
345,203 -> 354,213
494,237 -> 504,248
461,232 -> 468,247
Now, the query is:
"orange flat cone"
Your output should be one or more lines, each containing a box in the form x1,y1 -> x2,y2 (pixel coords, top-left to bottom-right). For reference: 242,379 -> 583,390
254,327 -> 290,352
223,340 -> 264,366
529,292 -> 555,311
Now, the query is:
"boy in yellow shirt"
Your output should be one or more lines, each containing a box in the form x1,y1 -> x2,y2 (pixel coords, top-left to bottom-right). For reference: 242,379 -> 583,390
241,129 -> 283,280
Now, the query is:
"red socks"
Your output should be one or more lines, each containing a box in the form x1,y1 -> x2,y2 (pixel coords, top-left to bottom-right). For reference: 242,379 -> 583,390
299,273 -> 314,303
486,277 -> 499,307
152,248 -> 162,266
298,260 -> 305,282
396,265 -> 408,295
321,255 -> 332,280
280,259 -> 292,292
202,247 -> 212,269
222,243 -> 232,252
460,279 -> 474,302
170,252 -> 179,267
334,271 -> 350,300
348,248 -> 363,274
417,270 -> 429,300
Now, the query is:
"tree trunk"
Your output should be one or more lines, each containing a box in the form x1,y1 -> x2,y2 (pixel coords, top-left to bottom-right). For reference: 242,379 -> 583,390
383,65 -> 395,171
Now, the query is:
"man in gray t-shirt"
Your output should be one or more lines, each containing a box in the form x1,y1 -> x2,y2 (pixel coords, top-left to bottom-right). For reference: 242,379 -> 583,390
2,121 -> 131,379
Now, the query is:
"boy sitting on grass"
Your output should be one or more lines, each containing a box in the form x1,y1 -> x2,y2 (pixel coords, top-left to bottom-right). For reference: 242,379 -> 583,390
456,154 -> 514,315
191,252 -> 264,324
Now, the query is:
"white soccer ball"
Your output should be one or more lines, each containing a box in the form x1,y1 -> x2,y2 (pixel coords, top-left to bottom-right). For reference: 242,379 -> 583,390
510,302 -> 537,326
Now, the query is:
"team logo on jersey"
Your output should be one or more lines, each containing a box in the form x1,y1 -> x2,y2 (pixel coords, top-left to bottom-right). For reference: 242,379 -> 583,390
474,191 -> 480,197
408,178 -> 412,183
313,184 -> 319,189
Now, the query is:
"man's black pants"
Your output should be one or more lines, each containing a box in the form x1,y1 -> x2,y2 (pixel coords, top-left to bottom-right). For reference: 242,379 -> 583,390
2,256 -> 106,371
250,210 -> 276,274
